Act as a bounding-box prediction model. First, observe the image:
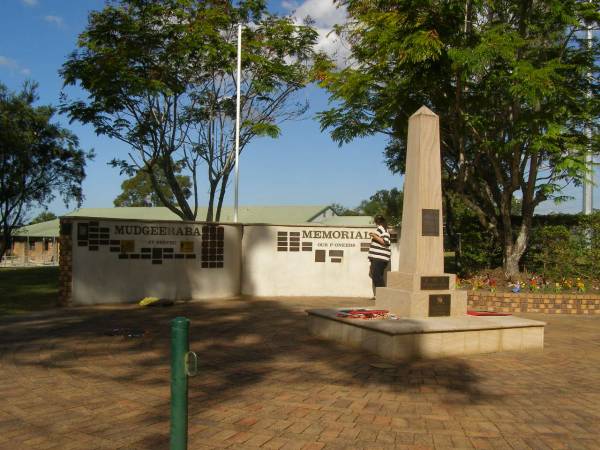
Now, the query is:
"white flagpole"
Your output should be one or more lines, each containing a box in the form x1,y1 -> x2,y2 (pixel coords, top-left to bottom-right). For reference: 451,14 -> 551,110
234,23 -> 242,223
583,24 -> 593,214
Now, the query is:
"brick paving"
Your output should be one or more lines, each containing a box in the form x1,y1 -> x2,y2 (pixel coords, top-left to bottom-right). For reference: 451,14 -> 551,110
0,297 -> 599,449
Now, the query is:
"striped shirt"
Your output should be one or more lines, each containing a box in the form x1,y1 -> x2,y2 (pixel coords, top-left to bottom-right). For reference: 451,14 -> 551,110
368,225 -> 391,262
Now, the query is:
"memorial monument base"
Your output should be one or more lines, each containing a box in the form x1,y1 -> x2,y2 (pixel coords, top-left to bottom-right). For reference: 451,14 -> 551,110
375,272 -> 467,318
307,308 -> 545,360
375,288 -> 468,318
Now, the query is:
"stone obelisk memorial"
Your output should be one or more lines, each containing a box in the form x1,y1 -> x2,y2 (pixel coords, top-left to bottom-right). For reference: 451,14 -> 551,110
306,105 -> 545,360
376,106 -> 467,318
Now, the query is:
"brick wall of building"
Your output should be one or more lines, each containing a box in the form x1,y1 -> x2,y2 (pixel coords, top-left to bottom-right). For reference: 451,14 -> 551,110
468,292 -> 600,314
10,239 -> 59,264
58,219 -> 73,306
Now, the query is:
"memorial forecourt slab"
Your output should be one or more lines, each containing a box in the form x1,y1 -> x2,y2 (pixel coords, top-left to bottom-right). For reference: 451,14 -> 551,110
306,309 -> 545,359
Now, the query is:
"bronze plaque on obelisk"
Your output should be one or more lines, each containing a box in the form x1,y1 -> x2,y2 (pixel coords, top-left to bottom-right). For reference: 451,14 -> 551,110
422,209 -> 440,236
428,295 -> 451,317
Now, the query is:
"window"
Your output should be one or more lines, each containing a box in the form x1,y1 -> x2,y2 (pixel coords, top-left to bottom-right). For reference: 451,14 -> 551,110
29,241 -> 35,251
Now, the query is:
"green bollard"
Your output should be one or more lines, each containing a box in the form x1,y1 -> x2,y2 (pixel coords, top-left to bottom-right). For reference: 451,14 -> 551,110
170,317 -> 190,450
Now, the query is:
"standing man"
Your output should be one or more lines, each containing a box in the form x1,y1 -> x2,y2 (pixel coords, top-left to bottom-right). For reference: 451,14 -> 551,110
368,215 -> 391,298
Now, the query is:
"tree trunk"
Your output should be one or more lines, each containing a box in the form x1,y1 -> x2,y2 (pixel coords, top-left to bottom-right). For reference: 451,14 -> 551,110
0,238 -> 6,262
0,225 -> 11,262
160,157 -> 194,220
502,224 -> 529,279
147,168 -> 189,221
206,182 -> 218,222
443,192 -> 460,272
215,172 -> 230,222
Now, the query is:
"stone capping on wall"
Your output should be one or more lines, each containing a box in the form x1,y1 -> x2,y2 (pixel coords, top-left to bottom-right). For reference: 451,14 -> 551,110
468,291 -> 600,315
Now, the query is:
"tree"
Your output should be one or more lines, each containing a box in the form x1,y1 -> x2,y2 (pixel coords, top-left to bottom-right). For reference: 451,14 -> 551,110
0,82 -> 89,260
61,0 -> 322,222
318,0 -> 599,277
330,203 -> 359,215
114,169 -> 192,207
357,188 -> 404,226
29,212 -> 57,225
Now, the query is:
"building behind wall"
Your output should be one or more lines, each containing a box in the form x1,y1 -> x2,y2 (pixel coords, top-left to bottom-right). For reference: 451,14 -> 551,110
7,219 -> 60,266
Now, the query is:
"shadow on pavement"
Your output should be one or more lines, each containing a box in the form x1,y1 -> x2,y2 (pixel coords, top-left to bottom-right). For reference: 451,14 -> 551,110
0,297 -> 497,448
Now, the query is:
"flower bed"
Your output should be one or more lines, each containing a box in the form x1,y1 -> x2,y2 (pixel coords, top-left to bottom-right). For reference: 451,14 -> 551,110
467,291 -> 600,315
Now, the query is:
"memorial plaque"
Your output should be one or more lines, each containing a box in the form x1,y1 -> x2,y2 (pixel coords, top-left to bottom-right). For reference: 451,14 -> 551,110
76,223 -> 88,240
315,250 -> 326,263
421,276 -> 449,290
422,209 -> 440,236
120,240 -> 135,253
180,241 -> 194,253
429,294 -> 451,317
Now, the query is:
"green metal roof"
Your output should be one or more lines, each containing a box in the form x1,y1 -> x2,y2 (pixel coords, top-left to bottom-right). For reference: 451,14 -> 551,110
14,206 -> 374,237
14,219 -> 60,238
65,206 -> 332,224
319,215 -> 374,226
65,207 -> 181,221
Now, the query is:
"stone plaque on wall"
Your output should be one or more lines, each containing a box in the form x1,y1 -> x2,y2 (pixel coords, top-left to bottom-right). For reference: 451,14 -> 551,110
120,240 -> 135,253
180,241 -> 194,253
314,250 -> 326,263
421,276 -> 449,290
429,294 -> 450,317
77,223 -> 88,240
422,209 -> 440,236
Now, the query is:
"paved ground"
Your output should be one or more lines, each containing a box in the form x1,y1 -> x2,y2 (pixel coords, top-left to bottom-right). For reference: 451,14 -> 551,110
0,297 -> 599,450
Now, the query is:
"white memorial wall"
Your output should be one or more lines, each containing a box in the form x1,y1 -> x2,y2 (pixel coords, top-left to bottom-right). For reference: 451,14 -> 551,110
70,219 -> 242,304
242,225 -> 399,297
67,218 -> 399,304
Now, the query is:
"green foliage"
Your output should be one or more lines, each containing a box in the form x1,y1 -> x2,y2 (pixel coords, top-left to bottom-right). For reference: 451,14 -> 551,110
61,0 -> 321,221
447,195 -> 502,275
449,211 -> 600,280
524,213 -> 600,280
329,203 -> 360,216
114,169 -> 192,207
29,212 -> 57,225
0,82 -> 90,260
357,188 -> 404,226
318,0 -> 599,276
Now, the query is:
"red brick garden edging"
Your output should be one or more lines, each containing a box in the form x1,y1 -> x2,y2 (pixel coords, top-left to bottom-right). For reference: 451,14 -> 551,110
468,291 -> 600,314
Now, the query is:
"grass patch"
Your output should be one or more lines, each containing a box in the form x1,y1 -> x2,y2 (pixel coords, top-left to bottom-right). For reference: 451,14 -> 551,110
0,266 -> 59,316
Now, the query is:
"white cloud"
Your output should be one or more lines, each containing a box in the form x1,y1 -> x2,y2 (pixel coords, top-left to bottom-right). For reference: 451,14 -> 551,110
281,0 -> 297,10
0,55 -> 31,76
21,0 -> 39,6
289,0 -> 347,27
44,15 -> 65,28
283,0 -> 350,66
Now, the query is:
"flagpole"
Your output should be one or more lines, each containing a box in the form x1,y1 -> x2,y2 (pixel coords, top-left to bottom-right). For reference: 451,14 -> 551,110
583,24 -> 593,215
234,23 -> 242,223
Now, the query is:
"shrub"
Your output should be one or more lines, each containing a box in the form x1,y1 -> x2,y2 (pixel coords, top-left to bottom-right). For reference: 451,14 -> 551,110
523,212 -> 600,281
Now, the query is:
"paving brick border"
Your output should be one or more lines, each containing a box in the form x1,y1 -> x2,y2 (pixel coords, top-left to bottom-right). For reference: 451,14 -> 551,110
468,291 -> 600,314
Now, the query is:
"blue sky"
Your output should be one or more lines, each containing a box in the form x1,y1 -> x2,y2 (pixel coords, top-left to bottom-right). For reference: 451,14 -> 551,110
0,0 -> 596,218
